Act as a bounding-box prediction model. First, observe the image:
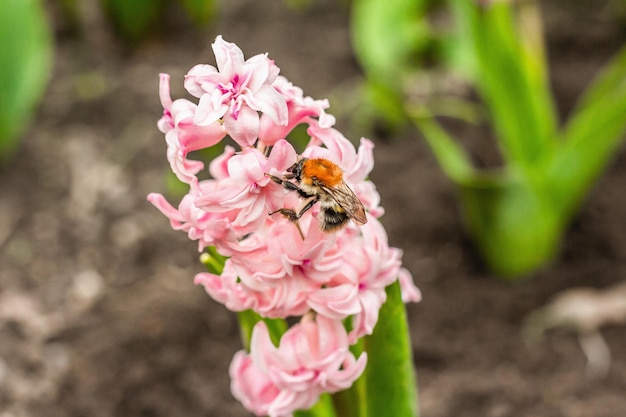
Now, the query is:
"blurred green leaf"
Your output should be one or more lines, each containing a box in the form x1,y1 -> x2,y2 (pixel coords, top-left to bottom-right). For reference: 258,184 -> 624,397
351,0 -> 431,82
101,0 -> 165,41
450,0 -> 557,172
547,44 -> 626,218
180,0 -> 216,26
0,0 -> 53,159
351,0 -> 432,129
456,173 -> 562,278
411,112 -> 475,184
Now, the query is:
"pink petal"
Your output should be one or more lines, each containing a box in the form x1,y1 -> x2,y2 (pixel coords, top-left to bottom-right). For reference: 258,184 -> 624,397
229,351 -> 280,417
399,267 -> 421,303
227,149 -> 265,182
158,73 -> 173,109
209,145 -> 236,179
307,284 -> 361,319
324,352 -> 368,391
147,193 -> 184,225
194,93 -> 228,126
250,321 -> 278,372
184,64 -> 221,97
212,35 -> 245,78
266,139 -> 297,173
223,104 -> 260,148
242,53 -> 272,92
248,84 -> 288,126
350,138 -> 375,182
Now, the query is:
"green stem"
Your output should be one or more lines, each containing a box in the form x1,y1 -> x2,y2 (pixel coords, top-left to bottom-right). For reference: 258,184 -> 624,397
295,394 -> 338,417
361,281 -> 418,417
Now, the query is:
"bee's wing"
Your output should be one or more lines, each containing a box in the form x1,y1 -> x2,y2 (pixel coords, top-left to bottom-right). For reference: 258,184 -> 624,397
322,182 -> 368,225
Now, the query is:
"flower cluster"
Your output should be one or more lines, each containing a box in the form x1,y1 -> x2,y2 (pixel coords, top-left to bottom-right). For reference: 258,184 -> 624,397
148,36 -> 420,417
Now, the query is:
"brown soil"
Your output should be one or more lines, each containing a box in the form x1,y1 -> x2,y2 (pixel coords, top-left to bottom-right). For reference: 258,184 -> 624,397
1,1 -> 625,416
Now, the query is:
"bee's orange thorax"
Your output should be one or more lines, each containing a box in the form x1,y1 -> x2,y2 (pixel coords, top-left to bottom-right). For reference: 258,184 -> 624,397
302,158 -> 343,187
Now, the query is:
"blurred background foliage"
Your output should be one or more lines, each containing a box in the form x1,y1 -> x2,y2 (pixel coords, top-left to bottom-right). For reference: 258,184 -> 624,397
351,0 -> 626,278
61,0 -> 216,41
0,0 -> 216,164
2,0 -> 626,280
0,0 -> 53,161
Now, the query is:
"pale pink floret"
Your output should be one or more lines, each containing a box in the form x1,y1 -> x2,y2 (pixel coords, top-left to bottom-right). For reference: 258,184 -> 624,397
184,36 -> 288,148
194,140 -> 297,237
258,75 -> 336,146
266,218 -> 343,283
307,218 -> 417,343
195,255 -> 313,319
230,351 -> 281,417
158,73 -> 226,184
229,316 -> 367,417
147,184 -> 236,252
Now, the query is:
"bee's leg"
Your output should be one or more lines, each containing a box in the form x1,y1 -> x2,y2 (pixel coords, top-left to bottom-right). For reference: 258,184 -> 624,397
268,208 -> 299,221
269,196 -> 319,240
294,196 -> 319,219
265,173 -> 315,199
268,196 -> 319,222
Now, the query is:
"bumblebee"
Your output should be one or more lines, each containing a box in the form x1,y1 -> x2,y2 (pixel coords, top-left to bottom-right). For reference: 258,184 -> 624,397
267,158 -> 367,236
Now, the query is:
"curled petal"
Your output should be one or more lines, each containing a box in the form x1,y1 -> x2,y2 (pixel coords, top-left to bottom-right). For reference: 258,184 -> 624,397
158,73 -> 173,110
184,64 -> 221,98
194,92 -> 228,126
230,351 -> 280,417
399,267 -> 421,303
307,284 -> 361,320
212,35 -> 245,78
349,288 -> 387,343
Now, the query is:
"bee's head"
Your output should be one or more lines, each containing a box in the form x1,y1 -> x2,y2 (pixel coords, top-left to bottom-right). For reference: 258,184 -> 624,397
287,158 -> 307,181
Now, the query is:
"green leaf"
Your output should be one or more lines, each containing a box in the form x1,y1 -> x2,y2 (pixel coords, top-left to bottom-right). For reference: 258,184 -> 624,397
450,0 -> 557,171
457,173 -> 562,277
351,0 -> 431,83
411,113 -> 475,184
0,0 -> 53,159
179,0 -> 216,26
574,44 -> 626,111
350,0 -> 432,129
547,44 -> 626,218
361,281 -> 418,417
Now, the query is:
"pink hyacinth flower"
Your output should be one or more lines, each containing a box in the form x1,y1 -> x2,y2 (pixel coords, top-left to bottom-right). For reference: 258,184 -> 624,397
233,315 -> 367,417
158,73 -> 226,184
307,217 -> 417,343
147,183 -> 237,252
185,36 -> 288,148
195,255 -> 314,319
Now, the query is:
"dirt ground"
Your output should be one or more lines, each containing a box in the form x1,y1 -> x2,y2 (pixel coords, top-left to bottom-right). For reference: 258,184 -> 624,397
1,0 -> 626,416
